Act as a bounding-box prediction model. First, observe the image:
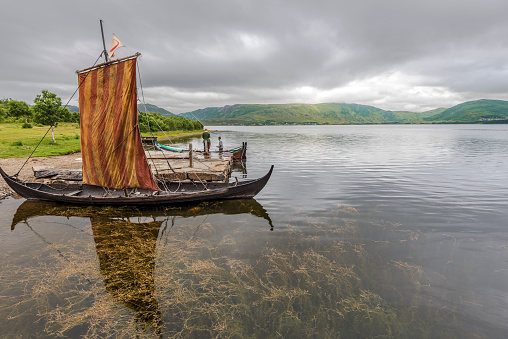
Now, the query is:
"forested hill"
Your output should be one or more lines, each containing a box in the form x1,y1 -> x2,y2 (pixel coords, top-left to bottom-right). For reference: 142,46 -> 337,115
66,105 -> 79,113
179,100 -> 507,125
63,104 -> 175,116
138,103 -> 175,116
65,99 -> 508,125
179,103 -> 443,125
423,99 -> 508,123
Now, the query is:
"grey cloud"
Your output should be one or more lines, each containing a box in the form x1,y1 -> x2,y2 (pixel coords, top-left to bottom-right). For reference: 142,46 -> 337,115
1,0 -> 507,113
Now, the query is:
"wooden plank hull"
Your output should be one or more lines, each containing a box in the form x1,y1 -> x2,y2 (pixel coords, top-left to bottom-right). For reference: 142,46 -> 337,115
0,165 -> 273,206
231,142 -> 247,160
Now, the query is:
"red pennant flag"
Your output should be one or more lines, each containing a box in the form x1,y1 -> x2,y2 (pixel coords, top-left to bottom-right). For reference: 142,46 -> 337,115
108,34 -> 125,59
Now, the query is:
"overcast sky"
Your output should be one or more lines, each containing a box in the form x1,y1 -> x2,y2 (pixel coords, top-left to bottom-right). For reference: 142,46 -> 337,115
1,0 -> 507,114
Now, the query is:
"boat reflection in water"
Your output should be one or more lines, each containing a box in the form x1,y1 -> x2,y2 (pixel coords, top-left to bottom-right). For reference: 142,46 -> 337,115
11,198 -> 273,335
231,159 -> 248,178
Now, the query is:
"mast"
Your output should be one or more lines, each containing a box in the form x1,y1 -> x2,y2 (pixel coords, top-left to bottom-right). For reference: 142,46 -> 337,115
100,20 -> 109,62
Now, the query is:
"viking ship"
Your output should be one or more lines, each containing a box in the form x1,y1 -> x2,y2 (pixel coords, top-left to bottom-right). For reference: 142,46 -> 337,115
0,53 -> 272,205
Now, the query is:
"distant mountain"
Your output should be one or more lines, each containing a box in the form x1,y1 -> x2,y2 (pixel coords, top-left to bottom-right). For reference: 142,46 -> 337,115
62,103 -> 176,117
64,100 -> 508,125
424,99 -> 508,123
179,103 -> 443,125
138,103 -> 175,117
423,107 -> 448,116
385,107 -> 446,121
66,105 -> 79,113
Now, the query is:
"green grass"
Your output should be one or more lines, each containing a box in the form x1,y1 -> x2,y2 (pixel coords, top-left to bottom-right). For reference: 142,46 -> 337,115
0,122 -> 82,158
0,122 -> 202,159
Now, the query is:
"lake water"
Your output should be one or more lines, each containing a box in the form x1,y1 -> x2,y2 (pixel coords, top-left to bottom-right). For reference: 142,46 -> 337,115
1,124 -> 507,338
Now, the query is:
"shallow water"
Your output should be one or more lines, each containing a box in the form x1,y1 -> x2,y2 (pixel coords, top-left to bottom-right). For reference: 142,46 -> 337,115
1,124 -> 507,338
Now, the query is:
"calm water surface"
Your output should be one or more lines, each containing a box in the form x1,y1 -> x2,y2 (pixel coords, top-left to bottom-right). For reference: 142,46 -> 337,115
1,124 -> 507,338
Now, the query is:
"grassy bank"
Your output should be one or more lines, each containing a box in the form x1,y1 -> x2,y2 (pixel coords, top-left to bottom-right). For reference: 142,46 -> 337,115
0,122 -> 202,159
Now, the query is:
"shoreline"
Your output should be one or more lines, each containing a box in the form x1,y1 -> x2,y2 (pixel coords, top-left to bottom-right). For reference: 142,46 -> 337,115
0,132 -> 206,199
0,152 -> 84,199
158,131 -> 203,141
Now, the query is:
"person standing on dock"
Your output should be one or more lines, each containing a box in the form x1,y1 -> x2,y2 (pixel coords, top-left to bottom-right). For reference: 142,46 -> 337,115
202,128 -> 211,153
217,136 -> 223,152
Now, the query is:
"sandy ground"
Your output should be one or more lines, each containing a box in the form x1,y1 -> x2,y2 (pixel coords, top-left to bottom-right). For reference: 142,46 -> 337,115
0,153 -> 83,199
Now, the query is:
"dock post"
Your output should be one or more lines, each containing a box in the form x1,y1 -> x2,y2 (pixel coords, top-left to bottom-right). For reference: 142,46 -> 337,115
189,143 -> 193,168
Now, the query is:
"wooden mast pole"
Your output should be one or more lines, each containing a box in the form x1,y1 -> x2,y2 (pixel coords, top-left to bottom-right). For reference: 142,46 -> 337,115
100,20 -> 109,62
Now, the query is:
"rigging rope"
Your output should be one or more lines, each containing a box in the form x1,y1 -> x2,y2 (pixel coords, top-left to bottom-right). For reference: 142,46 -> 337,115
15,52 -> 105,177
136,60 -> 179,188
134,57 -> 224,192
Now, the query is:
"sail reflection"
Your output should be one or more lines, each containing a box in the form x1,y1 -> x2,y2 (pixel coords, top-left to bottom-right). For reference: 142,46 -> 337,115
10,199 -> 273,335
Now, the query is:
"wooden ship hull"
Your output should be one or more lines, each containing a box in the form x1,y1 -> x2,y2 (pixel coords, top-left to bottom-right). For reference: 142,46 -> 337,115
231,142 -> 247,160
0,165 -> 273,206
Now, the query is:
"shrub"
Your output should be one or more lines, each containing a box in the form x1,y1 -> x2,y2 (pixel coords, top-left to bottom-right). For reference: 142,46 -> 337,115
22,122 -> 33,128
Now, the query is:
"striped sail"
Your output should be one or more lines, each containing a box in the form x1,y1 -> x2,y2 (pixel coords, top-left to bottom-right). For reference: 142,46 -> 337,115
77,55 -> 159,190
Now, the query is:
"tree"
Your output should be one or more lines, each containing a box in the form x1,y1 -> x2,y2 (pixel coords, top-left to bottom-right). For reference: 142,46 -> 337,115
0,100 -> 7,122
32,90 -> 65,142
8,100 -> 31,123
138,111 -> 203,133
69,111 -> 80,124
58,106 -> 71,123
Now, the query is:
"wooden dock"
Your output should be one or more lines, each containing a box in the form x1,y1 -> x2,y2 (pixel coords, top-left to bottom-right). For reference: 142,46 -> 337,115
31,148 -> 240,184
146,150 -> 233,182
